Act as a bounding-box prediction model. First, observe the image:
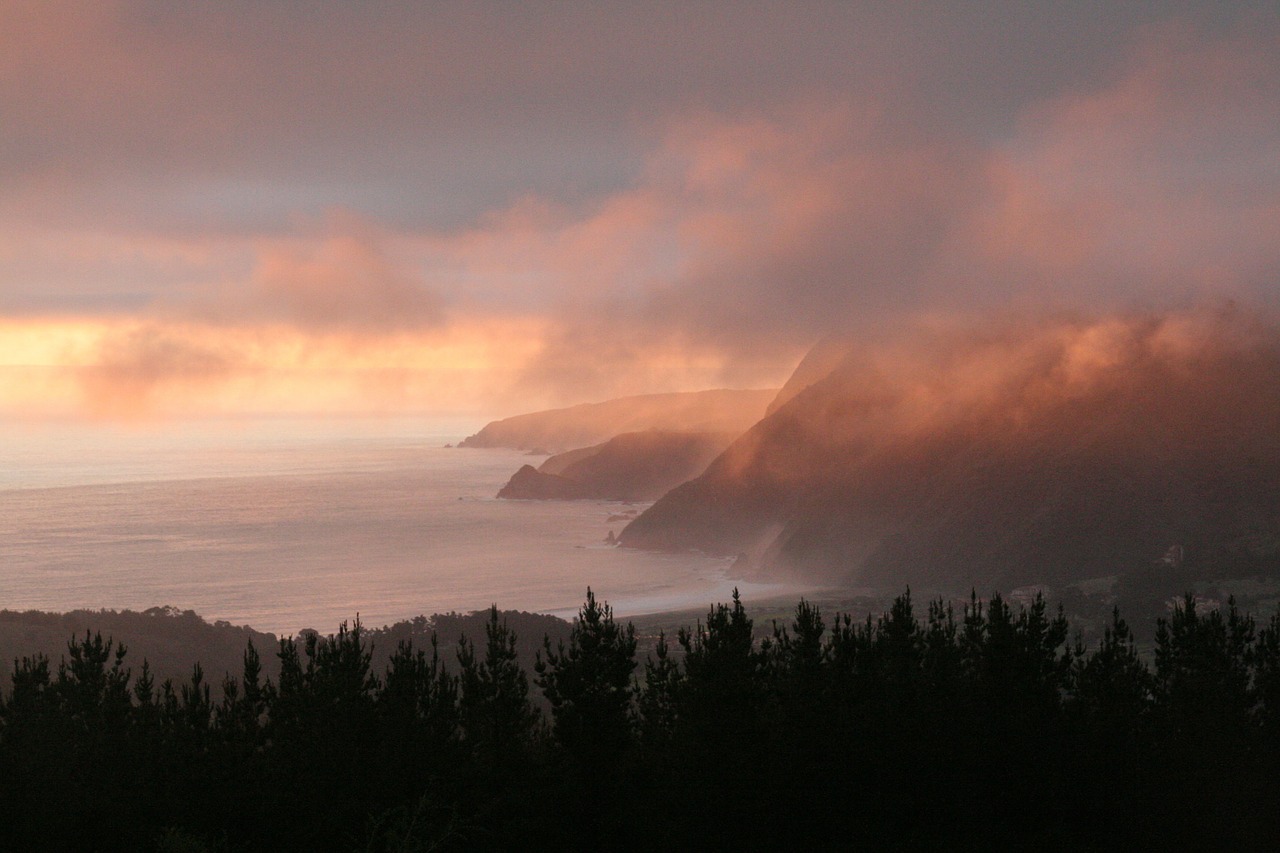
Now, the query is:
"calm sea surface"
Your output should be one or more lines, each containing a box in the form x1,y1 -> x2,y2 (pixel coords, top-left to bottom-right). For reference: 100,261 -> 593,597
0,417 -> 800,635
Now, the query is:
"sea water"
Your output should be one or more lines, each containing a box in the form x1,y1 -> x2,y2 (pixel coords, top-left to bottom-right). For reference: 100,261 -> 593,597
0,416 -> 801,635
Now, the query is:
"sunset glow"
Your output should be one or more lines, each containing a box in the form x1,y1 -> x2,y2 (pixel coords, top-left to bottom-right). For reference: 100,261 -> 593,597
4,7 -> 1280,844
2,4 -> 1276,425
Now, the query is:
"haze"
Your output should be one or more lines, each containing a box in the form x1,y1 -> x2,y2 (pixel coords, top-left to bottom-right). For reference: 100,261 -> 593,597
2,2 -> 1278,423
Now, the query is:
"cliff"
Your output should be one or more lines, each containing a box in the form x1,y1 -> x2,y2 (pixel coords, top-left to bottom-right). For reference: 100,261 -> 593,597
460,388 -> 776,451
621,313 -> 1280,591
497,464 -> 591,500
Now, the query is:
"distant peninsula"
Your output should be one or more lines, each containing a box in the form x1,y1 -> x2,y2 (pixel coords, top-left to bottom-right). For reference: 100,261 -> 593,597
460,388 -> 776,452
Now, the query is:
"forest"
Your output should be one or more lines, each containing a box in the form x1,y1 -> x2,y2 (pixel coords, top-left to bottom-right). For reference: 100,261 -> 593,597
2,589 -> 1279,852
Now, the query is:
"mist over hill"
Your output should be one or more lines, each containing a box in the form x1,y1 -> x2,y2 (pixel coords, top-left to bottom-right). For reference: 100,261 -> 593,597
459,389 -> 775,452
621,310 -> 1280,592
764,333 -> 856,416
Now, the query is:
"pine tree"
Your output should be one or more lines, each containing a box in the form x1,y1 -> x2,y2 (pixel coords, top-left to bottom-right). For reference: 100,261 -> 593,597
5,653 -> 52,719
1070,607 -> 1152,742
383,633 -> 460,748
56,630 -> 132,730
457,605 -> 539,759
674,590 -> 765,845
1154,594 -> 1254,749
535,588 -> 637,765
638,630 -> 682,750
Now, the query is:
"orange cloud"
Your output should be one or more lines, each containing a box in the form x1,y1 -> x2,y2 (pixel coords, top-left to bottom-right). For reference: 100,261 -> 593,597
0,314 -> 552,422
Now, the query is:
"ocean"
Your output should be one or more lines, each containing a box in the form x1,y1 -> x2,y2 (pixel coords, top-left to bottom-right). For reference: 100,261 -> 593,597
0,416 -> 799,635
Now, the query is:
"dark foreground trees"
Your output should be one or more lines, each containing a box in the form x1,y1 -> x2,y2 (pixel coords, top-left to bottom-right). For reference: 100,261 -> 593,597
3,591 -> 1280,852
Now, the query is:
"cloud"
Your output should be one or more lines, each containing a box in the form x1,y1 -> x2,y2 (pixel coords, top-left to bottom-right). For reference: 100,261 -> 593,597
433,20 -> 1280,403
244,224 -> 445,333
408,102 -> 985,402
9,313 -> 551,422
958,20 -> 1280,308
3,7 -> 1278,419
0,2 -> 920,232
78,325 -> 238,420
10,3 -> 1268,234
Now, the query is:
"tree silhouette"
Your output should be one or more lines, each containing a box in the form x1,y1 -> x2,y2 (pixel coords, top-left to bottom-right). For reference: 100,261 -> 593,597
1070,607 -> 1151,746
535,588 -> 637,765
382,633 -> 459,750
534,589 -> 638,845
457,605 -> 538,760
638,630 -> 681,750
1154,594 -> 1254,750
673,589 -> 767,846
1,590 -> 1278,849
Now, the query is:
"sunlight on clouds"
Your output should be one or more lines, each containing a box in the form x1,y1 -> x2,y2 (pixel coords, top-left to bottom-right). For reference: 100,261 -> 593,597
0,318 -> 103,365
2,17 -> 1277,424
0,315 -> 551,421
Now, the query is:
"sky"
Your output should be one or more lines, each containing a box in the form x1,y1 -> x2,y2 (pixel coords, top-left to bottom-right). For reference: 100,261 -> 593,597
2,1 -> 1278,423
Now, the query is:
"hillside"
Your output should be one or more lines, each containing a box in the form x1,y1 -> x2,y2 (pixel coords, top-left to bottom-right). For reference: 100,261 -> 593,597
497,430 -> 737,501
0,606 -> 569,698
460,388 -> 775,451
621,312 -> 1280,592
0,607 -> 279,691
